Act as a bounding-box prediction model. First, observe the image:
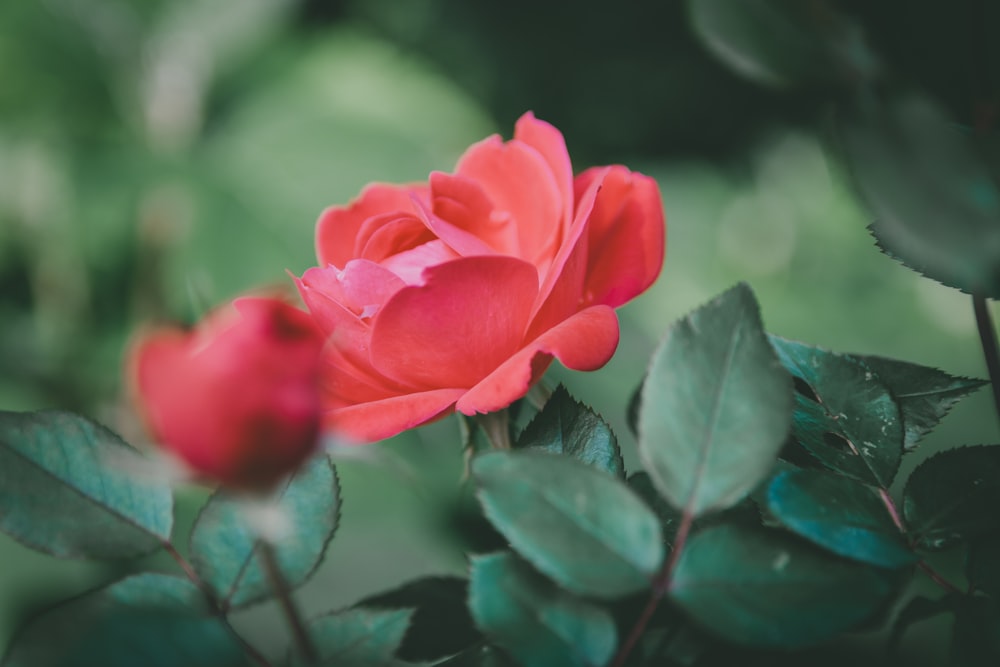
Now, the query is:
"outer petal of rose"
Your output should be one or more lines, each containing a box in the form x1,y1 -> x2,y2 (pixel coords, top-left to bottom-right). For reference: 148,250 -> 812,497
298,261 -> 404,320
456,304 -> 620,415
455,135 -> 562,264
526,169 -> 605,341
316,183 -> 429,268
514,112 -> 574,234
575,166 -> 666,308
327,388 -> 465,443
370,255 -> 539,389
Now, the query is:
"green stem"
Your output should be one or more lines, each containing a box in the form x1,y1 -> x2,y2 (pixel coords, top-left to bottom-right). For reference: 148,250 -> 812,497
973,295 -> 1000,430
259,540 -> 318,665
476,410 -> 512,450
163,542 -> 271,667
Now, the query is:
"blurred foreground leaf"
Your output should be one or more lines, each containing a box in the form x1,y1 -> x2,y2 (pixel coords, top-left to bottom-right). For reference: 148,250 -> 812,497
473,450 -> 663,598
669,523 -> 893,648
469,552 -> 616,667
2,573 -> 246,667
0,410 -> 172,559
189,454 -> 339,608
292,607 -> 412,667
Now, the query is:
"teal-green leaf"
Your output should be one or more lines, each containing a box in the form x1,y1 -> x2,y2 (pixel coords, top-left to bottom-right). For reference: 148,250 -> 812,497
516,385 -> 623,477
770,337 -> 904,488
852,355 -> 986,451
669,523 -> 893,648
292,607 -> 413,667
903,445 -> 1000,551
638,283 -> 793,517
0,410 -> 173,559
766,469 -> 916,568
468,552 -> 617,667
688,0 -> 876,89
2,573 -> 247,667
358,576 -> 480,661
627,472 -> 681,547
189,454 -> 339,608
841,94 -> 1000,297
473,450 -> 663,598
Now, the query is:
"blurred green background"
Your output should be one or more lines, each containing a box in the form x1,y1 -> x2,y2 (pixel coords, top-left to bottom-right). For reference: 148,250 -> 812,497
1,0 -> 998,663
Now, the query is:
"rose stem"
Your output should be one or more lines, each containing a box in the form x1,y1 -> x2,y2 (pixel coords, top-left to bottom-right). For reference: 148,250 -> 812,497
476,410 -> 512,450
973,295 -> 1000,430
163,542 -> 272,666
259,540 -> 318,664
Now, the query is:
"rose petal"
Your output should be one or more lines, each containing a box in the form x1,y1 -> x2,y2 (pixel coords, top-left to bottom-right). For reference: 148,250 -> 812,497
316,183 -> 429,267
298,261 -> 404,323
455,134 -> 563,265
355,213 -> 436,263
514,112 -> 574,235
430,172 -> 518,254
370,256 -> 539,389
327,388 -> 465,443
380,239 -> 462,285
575,166 -> 666,308
456,305 -> 620,415
410,193 -> 498,258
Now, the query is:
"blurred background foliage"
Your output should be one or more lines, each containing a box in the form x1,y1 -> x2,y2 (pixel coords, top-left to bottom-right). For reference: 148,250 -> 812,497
1,0 -> 999,663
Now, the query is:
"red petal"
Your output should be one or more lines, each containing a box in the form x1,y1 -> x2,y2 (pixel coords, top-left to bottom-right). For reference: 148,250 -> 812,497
430,172 -> 518,254
327,388 -> 465,443
575,166 -> 666,308
316,183 -> 429,268
455,134 -> 563,266
456,305 -> 620,415
370,256 -> 538,389
355,212 -> 436,263
514,112 -> 574,235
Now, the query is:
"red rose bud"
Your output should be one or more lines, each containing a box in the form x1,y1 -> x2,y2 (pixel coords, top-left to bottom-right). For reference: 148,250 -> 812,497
130,297 -> 326,490
297,112 -> 665,442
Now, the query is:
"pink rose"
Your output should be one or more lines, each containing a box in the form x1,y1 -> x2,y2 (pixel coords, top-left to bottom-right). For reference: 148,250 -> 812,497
297,113 -> 665,442
130,297 -> 326,490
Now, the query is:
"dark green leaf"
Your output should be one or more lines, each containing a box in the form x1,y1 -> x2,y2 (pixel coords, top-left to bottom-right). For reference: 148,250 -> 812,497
688,0 -> 876,89
468,552 -> 617,667
841,95 -> 1000,297
852,355 -> 986,450
951,595 -> 1000,667
639,283 -> 793,517
473,450 -> 663,598
967,536 -> 1000,598
626,379 -> 644,439
293,607 -> 413,667
770,337 -> 904,488
436,645 -> 517,667
517,385 -> 624,477
888,595 -> 956,656
766,469 -> 915,568
0,410 -> 173,559
189,455 -> 339,608
669,523 -> 894,648
903,445 -> 1000,551
2,573 -> 247,667
358,576 -> 480,661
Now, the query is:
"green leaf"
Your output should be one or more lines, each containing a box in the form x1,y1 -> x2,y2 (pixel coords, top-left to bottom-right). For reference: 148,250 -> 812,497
852,355 -> 986,451
669,523 -> 894,648
292,607 -> 413,667
688,0 -> 876,89
638,283 -> 793,517
903,445 -> 1000,551
967,536 -> 1000,597
473,450 -> 663,598
2,573 -> 248,667
841,94 -> 1000,297
770,337 -> 904,488
435,645 -> 517,667
888,595 -> 956,656
358,576 -> 481,661
189,454 -> 339,608
766,469 -> 916,568
951,595 -> 1000,667
516,385 -> 624,477
626,472 -> 682,547
468,552 -> 617,667
0,410 -> 173,559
